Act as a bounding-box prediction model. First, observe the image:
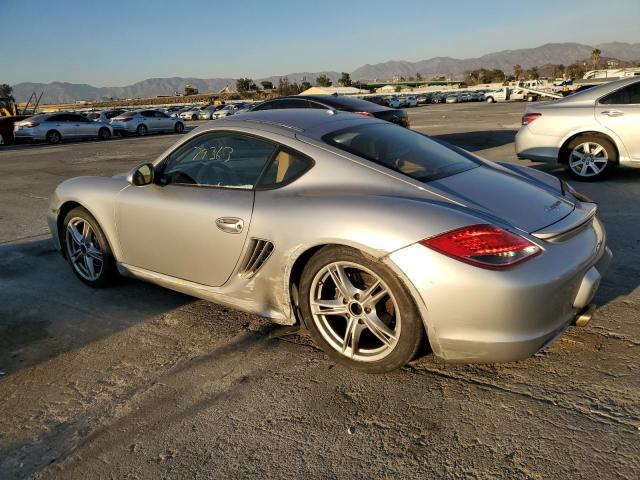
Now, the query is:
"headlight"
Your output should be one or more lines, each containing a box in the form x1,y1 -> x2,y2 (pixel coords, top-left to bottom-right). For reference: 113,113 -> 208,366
562,180 -> 594,203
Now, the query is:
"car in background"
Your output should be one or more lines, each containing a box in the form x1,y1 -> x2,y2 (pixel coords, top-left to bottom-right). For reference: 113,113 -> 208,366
164,105 -> 185,117
405,96 -> 418,107
516,77 -> 640,181
445,95 -> 459,104
179,105 -> 206,120
0,115 -> 30,145
252,94 -> 409,127
235,103 -> 255,114
364,96 -> 389,106
212,103 -> 250,119
198,105 -> 224,120
416,95 -> 429,104
110,110 -> 185,136
86,109 -> 126,123
387,96 -> 404,108
13,113 -> 113,144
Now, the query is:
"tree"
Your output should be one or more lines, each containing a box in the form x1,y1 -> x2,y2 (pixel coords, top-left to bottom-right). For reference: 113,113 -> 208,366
315,74 -> 332,87
300,81 -> 312,91
236,78 -> 255,93
416,72 -> 423,81
565,62 -> 586,80
591,48 -> 601,69
277,77 -> 291,96
513,64 -> 522,80
553,64 -> 565,79
338,72 -> 352,87
0,84 -> 12,97
260,81 -> 273,90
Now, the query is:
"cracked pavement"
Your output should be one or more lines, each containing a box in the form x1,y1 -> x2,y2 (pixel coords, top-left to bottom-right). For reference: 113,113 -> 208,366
1,103 -> 639,479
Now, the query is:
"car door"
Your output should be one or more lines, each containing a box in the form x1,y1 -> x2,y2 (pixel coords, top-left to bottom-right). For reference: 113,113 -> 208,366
140,110 -> 158,131
55,114 -> 80,138
595,81 -> 640,160
73,114 -> 98,137
153,110 -> 172,130
114,130 -> 278,287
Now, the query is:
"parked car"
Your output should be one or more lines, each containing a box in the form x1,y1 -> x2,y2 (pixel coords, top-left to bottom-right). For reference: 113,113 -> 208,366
252,94 -> 409,127
0,115 -> 30,145
198,105 -> 225,120
179,105 -> 206,120
13,113 -> 113,144
516,77 -> 640,181
404,96 -> 418,107
86,109 -> 125,123
110,110 -> 185,136
416,95 -> 429,104
387,96 -> 405,108
49,109 -> 610,372
212,103 -> 249,119
445,95 -> 459,104
164,106 -> 185,117
364,96 -> 389,106
485,87 -> 527,103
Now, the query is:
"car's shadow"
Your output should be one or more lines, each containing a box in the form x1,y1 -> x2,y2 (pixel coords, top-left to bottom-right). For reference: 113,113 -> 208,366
0,238 -> 193,375
432,130 -> 518,151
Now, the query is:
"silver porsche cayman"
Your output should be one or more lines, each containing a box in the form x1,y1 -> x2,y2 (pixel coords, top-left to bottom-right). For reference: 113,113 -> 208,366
48,109 -> 612,372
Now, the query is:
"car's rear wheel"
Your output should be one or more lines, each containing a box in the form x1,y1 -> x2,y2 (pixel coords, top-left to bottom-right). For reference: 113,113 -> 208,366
136,124 -> 147,136
98,127 -> 111,140
565,135 -> 616,181
46,130 -> 61,144
300,246 -> 424,372
174,122 -> 185,133
63,207 -> 117,288
485,96 -> 495,103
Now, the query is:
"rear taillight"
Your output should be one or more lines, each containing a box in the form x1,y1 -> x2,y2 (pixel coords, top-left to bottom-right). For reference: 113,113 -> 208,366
522,113 -> 541,125
22,122 -> 40,128
118,117 -> 133,122
354,111 -> 374,117
420,224 -> 541,269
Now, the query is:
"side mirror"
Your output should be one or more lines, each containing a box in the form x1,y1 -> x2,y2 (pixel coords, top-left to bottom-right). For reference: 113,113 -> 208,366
127,162 -> 155,186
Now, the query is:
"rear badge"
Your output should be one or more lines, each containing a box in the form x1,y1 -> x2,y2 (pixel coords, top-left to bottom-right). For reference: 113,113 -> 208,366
544,200 -> 562,212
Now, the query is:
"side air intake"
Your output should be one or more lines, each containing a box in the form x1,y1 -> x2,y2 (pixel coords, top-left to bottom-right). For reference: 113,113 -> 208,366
239,239 -> 274,279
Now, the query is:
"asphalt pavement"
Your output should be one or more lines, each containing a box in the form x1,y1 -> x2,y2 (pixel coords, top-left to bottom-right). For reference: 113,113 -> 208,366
1,102 -> 638,479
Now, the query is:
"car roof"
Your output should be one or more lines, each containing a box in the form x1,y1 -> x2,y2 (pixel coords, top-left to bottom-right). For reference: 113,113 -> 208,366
215,109 -> 383,137
557,76 -> 640,104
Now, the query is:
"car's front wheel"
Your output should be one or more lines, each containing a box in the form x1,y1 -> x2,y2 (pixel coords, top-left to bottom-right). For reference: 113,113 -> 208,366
63,207 -> 117,287
98,127 -> 111,140
565,135 -> 616,181
174,122 -> 185,133
300,246 -> 424,372
136,124 -> 147,136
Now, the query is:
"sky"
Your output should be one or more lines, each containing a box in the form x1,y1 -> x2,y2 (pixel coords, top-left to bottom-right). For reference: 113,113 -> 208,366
1,0 -> 639,87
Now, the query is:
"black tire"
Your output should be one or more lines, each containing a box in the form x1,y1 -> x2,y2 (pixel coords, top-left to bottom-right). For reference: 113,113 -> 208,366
62,207 -> 117,288
46,130 -> 62,144
136,124 -> 147,136
98,127 -> 111,140
191,114 -> 197,121
564,135 -> 616,181
299,246 -> 425,373
174,122 -> 185,133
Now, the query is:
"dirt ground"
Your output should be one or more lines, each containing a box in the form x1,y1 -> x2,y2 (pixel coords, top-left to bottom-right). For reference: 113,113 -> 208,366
1,103 -> 639,479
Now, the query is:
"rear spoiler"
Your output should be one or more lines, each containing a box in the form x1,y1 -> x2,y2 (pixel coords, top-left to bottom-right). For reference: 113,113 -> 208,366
531,202 -> 597,240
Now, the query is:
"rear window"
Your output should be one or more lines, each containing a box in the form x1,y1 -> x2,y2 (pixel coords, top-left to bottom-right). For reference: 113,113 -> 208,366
322,123 -> 478,182
312,96 -> 382,112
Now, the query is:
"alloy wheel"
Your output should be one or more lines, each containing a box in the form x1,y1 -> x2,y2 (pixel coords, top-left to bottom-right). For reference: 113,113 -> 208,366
310,261 -> 400,362
569,142 -> 608,177
65,217 -> 104,281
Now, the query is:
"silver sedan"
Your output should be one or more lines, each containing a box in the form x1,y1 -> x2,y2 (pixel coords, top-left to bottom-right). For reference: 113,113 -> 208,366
110,110 -> 185,136
48,109 -> 611,372
516,77 -> 640,180
14,113 -> 113,144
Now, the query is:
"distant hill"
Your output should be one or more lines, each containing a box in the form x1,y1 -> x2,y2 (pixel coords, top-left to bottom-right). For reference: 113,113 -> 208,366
351,42 -> 640,80
10,42 -> 640,103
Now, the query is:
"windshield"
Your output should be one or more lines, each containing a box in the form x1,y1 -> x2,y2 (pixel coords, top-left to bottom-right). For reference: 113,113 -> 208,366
322,123 -> 478,182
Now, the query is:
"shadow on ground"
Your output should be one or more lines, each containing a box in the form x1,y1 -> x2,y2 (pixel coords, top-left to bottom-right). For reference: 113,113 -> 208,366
432,129 -> 518,151
0,238 -> 193,374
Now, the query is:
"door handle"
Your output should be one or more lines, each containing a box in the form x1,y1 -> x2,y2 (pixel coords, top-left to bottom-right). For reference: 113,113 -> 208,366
216,217 -> 244,234
601,110 -> 624,117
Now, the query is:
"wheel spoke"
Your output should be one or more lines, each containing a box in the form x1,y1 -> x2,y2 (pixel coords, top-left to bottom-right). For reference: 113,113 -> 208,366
327,264 -> 355,299
571,150 -> 584,160
582,142 -> 591,154
342,317 -> 364,358
363,313 -> 396,347
86,246 -> 103,262
580,163 -> 588,175
592,145 -> 604,156
67,224 -> 83,246
311,298 -> 348,316
363,285 -> 389,308
85,255 -> 96,278
81,222 -> 91,244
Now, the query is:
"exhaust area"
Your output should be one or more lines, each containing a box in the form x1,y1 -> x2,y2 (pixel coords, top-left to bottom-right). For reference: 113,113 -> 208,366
574,304 -> 597,327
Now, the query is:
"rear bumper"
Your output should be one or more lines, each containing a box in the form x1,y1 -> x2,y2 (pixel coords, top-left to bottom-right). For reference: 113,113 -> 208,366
14,129 -> 45,141
389,216 -> 611,363
515,126 -> 561,163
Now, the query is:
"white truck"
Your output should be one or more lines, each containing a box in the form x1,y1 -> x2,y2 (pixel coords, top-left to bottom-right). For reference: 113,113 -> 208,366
484,84 -> 562,103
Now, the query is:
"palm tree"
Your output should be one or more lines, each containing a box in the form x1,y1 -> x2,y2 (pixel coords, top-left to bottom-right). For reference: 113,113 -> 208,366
513,64 -> 522,80
591,49 -> 601,69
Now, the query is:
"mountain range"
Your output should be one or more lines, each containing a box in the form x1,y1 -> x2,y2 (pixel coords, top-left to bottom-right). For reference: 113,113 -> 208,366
10,42 -> 640,104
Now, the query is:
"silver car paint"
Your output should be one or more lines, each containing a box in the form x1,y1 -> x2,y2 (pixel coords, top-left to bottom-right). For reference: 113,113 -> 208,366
515,77 -> 640,164
14,114 -> 113,141
49,110 -> 611,363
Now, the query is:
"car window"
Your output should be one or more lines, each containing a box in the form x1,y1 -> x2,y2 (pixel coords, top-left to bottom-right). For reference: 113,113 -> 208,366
323,123 -> 478,182
160,132 -> 277,189
141,111 -> 155,117
154,111 -> 168,118
257,148 -> 313,189
308,101 -> 329,109
600,82 -> 640,105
